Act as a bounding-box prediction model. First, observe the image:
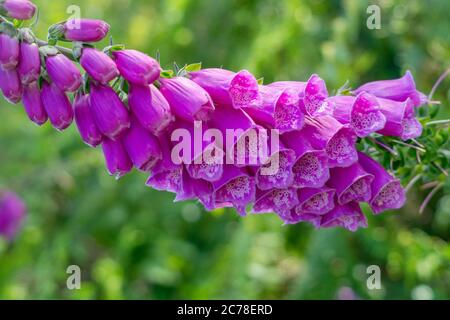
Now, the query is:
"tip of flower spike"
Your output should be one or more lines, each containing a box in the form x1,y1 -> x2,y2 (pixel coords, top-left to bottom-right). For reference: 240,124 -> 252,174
303,74 -> 330,116
229,70 -> 261,109
371,180 -> 406,214
351,92 -> 387,137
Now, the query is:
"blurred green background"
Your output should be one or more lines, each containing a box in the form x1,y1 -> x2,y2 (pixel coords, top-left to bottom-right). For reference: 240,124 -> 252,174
0,0 -> 449,300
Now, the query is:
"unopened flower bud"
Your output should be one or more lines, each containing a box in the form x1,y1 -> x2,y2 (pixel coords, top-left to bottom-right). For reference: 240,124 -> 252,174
41,80 -> 74,131
74,93 -> 103,147
80,47 -> 119,84
113,49 -> 161,86
18,41 -> 40,85
45,53 -> 82,93
0,0 -> 36,20
22,81 -> 47,125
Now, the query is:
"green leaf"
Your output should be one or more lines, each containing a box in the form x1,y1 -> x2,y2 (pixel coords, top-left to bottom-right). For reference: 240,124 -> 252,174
429,104 -> 440,119
185,63 -> 202,72
160,69 -> 175,79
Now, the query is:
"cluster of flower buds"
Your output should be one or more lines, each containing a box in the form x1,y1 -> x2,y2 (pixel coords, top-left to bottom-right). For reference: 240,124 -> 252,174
0,2 -> 427,231
0,190 -> 26,240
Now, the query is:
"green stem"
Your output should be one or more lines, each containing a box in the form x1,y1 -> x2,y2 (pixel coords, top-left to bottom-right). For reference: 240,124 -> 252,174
426,119 -> 450,126
419,183 -> 443,214
432,162 -> 448,177
429,68 -> 450,101
392,140 -> 426,153
405,174 -> 423,193
368,137 -> 399,157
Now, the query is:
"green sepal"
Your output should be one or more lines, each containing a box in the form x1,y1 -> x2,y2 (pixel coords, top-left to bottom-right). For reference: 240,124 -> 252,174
39,45 -> 59,57
185,62 -> 202,72
103,44 -> 126,57
0,20 -> 18,37
160,70 -> 175,79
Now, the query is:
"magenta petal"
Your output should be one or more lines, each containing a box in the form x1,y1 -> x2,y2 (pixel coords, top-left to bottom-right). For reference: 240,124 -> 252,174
191,68 -> 262,110
186,162 -> 224,183
147,134 -> 182,193
189,68 -> 237,106
353,70 -> 425,107
123,117 -> 162,172
267,77 -> 331,116
101,137 -> 133,179
74,93 -> 103,147
274,87 -> 305,132
146,168 -> 182,193
255,148 -> 296,190
358,152 -> 406,214
0,33 -> 19,69
401,115 -> 423,141
208,106 -> 260,167
253,188 -> 299,216
242,85 -> 282,127
295,187 -> 335,215
18,41 -> 40,85
160,77 -> 215,121
176,170 -> 215,211
0,66 -> 22,104
228,70 -> 262,109
22,82 -> 47,126
113,49 -> 161,86
377,98 -> 422,140
302,74 -> 331,116
45,54 -> 82,93
128,84 -> 173,136
212,165 -> 256,216
321,202 -> 368,232
80,48 -> 119,84
64,19 -> 110,42
244,84 -> 304,132
2,0 -> 36,20
328,162 -> 374,205
0,191 -> 26,240
330,92 -> 386,137
293,152 -> 329,188
268,81 -> 307,91
90,84 -> 130,140
281,210 -> 322,227
41,81 -> 73,131
304,116 -> 358,168
401,99 -> 423,140
282,130 -> 330,188
171,120 -> 224,182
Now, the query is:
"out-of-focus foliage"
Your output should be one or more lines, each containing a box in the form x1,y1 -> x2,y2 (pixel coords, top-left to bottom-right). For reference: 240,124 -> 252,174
0,0 -> 449,300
